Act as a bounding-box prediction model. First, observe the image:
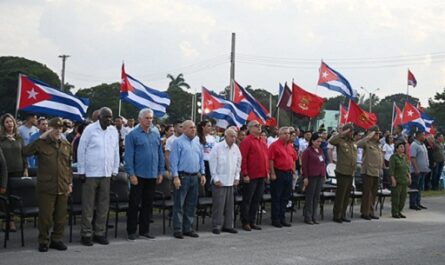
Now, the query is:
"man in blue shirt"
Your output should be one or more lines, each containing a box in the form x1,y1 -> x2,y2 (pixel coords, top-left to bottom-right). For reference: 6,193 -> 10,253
125,108 -> 164,240
170,120 -> 206,239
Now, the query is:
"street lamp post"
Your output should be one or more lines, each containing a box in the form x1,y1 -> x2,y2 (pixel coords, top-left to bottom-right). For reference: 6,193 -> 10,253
360,86 -> 380,112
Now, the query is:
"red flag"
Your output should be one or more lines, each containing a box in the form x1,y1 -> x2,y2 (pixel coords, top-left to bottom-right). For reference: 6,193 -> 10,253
393,103 -> 403,127
291,83 -> 325,118
346,100 -> 378,129
339,105 -> 348,125
401,102 -> 421,124
408,69 -> 417,87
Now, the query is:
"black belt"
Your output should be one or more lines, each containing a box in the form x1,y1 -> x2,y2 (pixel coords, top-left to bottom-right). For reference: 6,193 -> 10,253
178,171 -> 199,176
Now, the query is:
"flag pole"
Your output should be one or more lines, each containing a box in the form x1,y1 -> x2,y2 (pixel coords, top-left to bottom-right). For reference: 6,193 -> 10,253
338,104 -> 341,127
15,73 -> 22,119
406,68 -> 410,101
390,101 -> 395,135
277,108 -> 280,127
118,99 -> 122,117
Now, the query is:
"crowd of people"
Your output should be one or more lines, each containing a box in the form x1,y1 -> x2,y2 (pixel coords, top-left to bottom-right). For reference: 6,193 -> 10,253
0,108 -> 444,252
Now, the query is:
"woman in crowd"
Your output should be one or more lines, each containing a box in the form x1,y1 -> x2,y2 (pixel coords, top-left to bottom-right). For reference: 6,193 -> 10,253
0,113 -> 28,231
196,120 -> 217,195
260,130 -> 268,144
301,133 -> 326,225
389,141 -> 411,218
162,124 -> 174,151
382,135 -> 395,167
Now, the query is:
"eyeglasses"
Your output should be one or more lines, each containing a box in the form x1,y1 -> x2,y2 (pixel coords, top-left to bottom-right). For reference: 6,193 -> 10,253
253,124 -> 261,128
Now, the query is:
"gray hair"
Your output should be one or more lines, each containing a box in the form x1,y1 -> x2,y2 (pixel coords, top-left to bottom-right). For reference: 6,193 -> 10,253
279,126 -> 289,134
99,107 -> 112,117
138,108 -> 154,120
225,128 -> 237,137
247,120 -> 259,129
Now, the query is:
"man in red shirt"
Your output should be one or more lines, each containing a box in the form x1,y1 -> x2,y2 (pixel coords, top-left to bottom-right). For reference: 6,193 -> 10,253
269,127 -> 297,227
239,121 -> 269,231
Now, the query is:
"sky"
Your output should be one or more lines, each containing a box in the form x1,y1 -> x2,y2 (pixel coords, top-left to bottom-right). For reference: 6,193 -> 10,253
1,0 -> 445,106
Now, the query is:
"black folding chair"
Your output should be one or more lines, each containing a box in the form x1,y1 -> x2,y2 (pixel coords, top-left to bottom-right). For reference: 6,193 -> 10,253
107,172 -> 129,238
0,195 -> 10,248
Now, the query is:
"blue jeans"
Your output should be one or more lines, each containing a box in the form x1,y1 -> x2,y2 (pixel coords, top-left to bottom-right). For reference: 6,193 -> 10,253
409,172 -> 427,207
172,175 -> 199,233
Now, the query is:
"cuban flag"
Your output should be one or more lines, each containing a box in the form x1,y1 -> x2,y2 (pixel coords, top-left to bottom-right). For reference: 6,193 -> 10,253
408,69 -> 417,87
318,61 -> 358,99
121,64 -> 170,117
17,74 -> 89,121
233,81 -> 271,124
401,102 -> 434,133
202,87 -> 251,128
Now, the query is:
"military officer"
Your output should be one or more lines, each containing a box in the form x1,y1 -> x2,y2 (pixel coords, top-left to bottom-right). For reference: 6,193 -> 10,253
23,117 -> 72,252
329,123 -> 357,223
357,125 -> 384,220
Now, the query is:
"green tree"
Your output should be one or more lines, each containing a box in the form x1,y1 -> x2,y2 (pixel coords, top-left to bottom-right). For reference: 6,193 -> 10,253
0,56 -> 60,117
165,85 -> 193,123
427,88 -> 445,131
167,73 -> 190,91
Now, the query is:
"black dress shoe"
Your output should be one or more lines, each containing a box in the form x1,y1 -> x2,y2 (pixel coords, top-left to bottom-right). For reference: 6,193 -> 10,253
370,215 -> 379,220
38,244 -> 48,252
242,224 -> 251,231
173,232 -> 183,239
399,213 -> 406,218
312,220 -> 320,225
281,221 -> 292,227
272,221 -> 282,228
93,235 -> 109,245
183,231 -> 199,238
409,206 -> 421,210
419,205 -> 427,209
250,224 -> 262,230
341,218 -> 351,223
222,227 -> 238,234
81,236 -> 93,246
361,215 -> 371,220
212,229 -> 221,234
304,220 -> 314,225
392,214 -> 400,218
333,218 -> 343,223
49,241 -> 67,251
127,234 -> 138,240
139,233 -> 155,239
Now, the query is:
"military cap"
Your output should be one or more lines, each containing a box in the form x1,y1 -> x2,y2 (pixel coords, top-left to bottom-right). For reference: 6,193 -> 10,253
367,125 -> 381,134
342,123 -> 354,131
48,117 -> 64,128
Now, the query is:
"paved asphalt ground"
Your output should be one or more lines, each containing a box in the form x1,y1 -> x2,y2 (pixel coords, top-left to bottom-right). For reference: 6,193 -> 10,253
1,196 -> 445,265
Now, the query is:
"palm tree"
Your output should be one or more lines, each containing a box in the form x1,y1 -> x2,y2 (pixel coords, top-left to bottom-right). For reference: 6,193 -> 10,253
167,73 -> 190,91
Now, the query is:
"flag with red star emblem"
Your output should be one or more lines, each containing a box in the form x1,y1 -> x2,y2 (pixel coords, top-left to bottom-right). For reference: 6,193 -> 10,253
346,100 -> 377,129
291,83 -> 325,118
17,74 -> 89,121
392,103 -> 403,127
233,81 -> 272,125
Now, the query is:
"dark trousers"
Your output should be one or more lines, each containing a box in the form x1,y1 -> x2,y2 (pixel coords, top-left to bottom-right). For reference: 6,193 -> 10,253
333,172 -> 353,220
241,178 -> 265,226
304,176 -> 323,222
204,161 -> 212,196
410,172 -> 426,207
127,177 -> 156,235
38,192 -> 68,244
270,170 -> 292,223
172,174 -> 199,233
360,175 -> 378,216
391,183 -> 407,216
432,162 -> 444,190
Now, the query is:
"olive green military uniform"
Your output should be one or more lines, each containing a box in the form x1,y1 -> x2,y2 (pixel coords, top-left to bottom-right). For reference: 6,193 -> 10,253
389,153 -> 410,216
22,119 -> 72,246
329,125 -> 357,221
357,131 -> 384,217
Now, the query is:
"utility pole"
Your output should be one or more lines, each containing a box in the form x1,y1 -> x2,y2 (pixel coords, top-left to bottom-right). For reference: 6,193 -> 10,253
59,54 -> 70,92
360,86 -> 379,112
229,33 -> 236,101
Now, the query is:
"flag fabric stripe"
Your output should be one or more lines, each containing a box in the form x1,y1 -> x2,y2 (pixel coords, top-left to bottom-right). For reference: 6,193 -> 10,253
24,103 -> 85,122
126,75 -> 170,107
318,62 -> 358,99
121,92 -> 167,116
234,81 -> 270,123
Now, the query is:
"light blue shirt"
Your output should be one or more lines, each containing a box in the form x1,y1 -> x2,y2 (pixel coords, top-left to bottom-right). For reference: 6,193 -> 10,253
124,125 -> 164,179
170,134 -> 205,177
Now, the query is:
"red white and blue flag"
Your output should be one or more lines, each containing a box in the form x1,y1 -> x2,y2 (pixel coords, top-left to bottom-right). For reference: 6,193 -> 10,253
407,69 -> 417,87
202,87 -> 251,128
401,102 -> 433,133
233,81 -> 272,125
121,64 -> 170,117
277,82 -> 292,112
318,61 -> 358,99
17,74 -> 89,121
